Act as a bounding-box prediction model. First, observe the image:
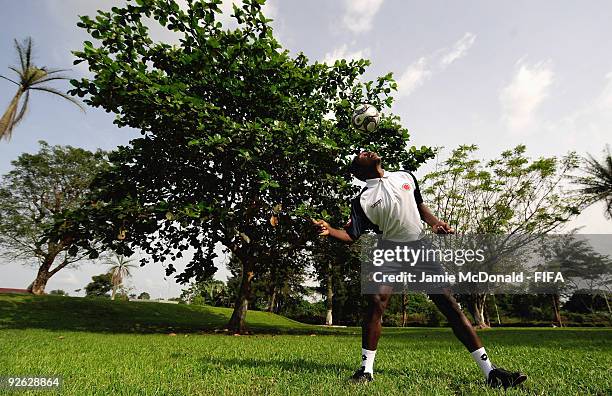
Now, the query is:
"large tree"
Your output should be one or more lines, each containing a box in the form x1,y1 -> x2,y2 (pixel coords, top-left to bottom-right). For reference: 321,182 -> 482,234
55,0 -> 433,333
0,37 -> 83,140
422,145 -> 581,327
0,141 -> 108,294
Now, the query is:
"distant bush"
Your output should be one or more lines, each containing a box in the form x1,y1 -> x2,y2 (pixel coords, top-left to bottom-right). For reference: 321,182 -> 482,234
280,300 -> 326,324
85,274 -> 112,298
137,292 -> 151,300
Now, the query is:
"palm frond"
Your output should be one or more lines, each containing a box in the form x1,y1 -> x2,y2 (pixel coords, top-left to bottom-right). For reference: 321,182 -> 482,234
12,91 -> 29,125
28,86 -> 86,112
23,67 -> 48,86
0,74 -> 20,86
573,147 -> 612,218
0,89 -> 24,140
24,37 -> 32,70
43,68 -> 71,76
14,38 -> 27,71
7,66 -> 24,80
30,75 -> 71,86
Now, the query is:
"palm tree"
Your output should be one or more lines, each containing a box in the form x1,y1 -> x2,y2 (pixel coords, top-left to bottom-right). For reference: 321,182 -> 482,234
573,146 -> 612,219
0,37 -> 83,140
106,255 -> 137,300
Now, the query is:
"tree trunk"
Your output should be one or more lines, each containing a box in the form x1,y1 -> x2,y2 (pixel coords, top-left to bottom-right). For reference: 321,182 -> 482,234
492,294 -> 502,325
28,268 -> 50,295
401,292 -> 408,327
552,294 -> 563,327
325,264 -> 333,326
603,293 -> 611,315
471,294 -> 490,328
27,254 -> 57,295
267,286 -> 277,313
27,244 -> 68,295
227,260 -> 254,334
111,285 -> 117,300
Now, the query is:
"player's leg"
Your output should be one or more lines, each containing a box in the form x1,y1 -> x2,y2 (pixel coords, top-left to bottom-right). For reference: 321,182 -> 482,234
428,290 -> 481,351
351,288 -> 392,383
429,290 -> 527,389
362,292 -> 392,350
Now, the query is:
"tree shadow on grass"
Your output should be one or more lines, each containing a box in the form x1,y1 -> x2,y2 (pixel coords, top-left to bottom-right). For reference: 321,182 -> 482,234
0,294 -> 349,336
382,328 -> 612,349
198,356 -> 487,394
0,294 -> 229,335
198,355 -> 407,378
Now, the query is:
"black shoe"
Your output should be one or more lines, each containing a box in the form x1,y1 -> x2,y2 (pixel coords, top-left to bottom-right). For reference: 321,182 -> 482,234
350,367 -> 373,383
487,365 -> 528,389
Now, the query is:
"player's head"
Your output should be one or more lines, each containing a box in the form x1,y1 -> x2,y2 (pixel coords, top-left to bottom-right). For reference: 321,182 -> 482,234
349,151 -> 382,181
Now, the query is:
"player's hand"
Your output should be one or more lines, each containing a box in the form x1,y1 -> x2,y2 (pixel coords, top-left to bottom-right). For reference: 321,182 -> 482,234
432,221 -> 454,234
312,219 -> 331,236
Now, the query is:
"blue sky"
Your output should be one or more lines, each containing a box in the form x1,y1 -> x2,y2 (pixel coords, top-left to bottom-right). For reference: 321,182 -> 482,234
1,0 -> 610,298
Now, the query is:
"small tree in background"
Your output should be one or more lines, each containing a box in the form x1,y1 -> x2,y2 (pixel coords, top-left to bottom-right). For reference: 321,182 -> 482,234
137,292 -> 151,300
85,273 -> 113,298
49,289 -> 67,296
422,145 -> 581,327
180,278 -> 230,306
572,145 -> 612,219
106,254 -> 137,300
0,141 -> 108,294
0,37 -> 83,140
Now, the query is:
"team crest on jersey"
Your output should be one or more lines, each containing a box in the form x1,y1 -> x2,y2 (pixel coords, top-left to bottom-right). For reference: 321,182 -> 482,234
402,183 -> 411,191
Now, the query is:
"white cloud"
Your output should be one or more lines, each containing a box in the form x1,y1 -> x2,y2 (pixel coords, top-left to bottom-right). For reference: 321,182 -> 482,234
546,72 -> 612,148
54,271 -> 80,287
500,59 -> 554,132
596,72 -> 612,109
342,0 -> 385,34
396,57 -> 432,98
441,32 -> 476,67
396,32 -> 476,98
323,44 -> 369,64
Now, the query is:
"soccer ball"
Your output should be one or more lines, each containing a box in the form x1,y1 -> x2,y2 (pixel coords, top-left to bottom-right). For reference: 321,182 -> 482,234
351,104 -> 380,132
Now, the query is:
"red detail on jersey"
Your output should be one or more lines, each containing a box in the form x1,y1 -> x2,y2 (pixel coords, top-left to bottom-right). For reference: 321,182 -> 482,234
402,183 -> 411,191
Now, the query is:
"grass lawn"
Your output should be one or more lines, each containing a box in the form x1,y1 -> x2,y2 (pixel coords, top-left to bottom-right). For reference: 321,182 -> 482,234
1,294 -> 610,395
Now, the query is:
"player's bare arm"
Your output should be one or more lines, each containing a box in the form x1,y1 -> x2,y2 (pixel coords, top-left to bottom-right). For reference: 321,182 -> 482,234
417,203 -> 454,234
312,219 -> 354,243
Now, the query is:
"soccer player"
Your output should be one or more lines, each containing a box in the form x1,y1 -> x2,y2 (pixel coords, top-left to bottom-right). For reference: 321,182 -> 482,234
313,151 -> 527,389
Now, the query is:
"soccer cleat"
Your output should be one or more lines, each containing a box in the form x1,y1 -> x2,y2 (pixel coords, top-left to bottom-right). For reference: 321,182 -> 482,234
350,366 -> 374,383
487,365 -> 528,389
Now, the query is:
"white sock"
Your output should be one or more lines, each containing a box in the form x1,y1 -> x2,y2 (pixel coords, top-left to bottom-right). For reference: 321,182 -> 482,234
361,348 -> 377,374
471,347 -> 494,378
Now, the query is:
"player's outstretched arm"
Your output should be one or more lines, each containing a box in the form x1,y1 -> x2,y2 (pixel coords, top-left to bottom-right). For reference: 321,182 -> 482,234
417,203 -> 455,234
312,219 -> 355,243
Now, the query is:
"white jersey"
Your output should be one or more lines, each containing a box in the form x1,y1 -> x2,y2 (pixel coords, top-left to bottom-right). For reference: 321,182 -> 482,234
344,171 -> 424,242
